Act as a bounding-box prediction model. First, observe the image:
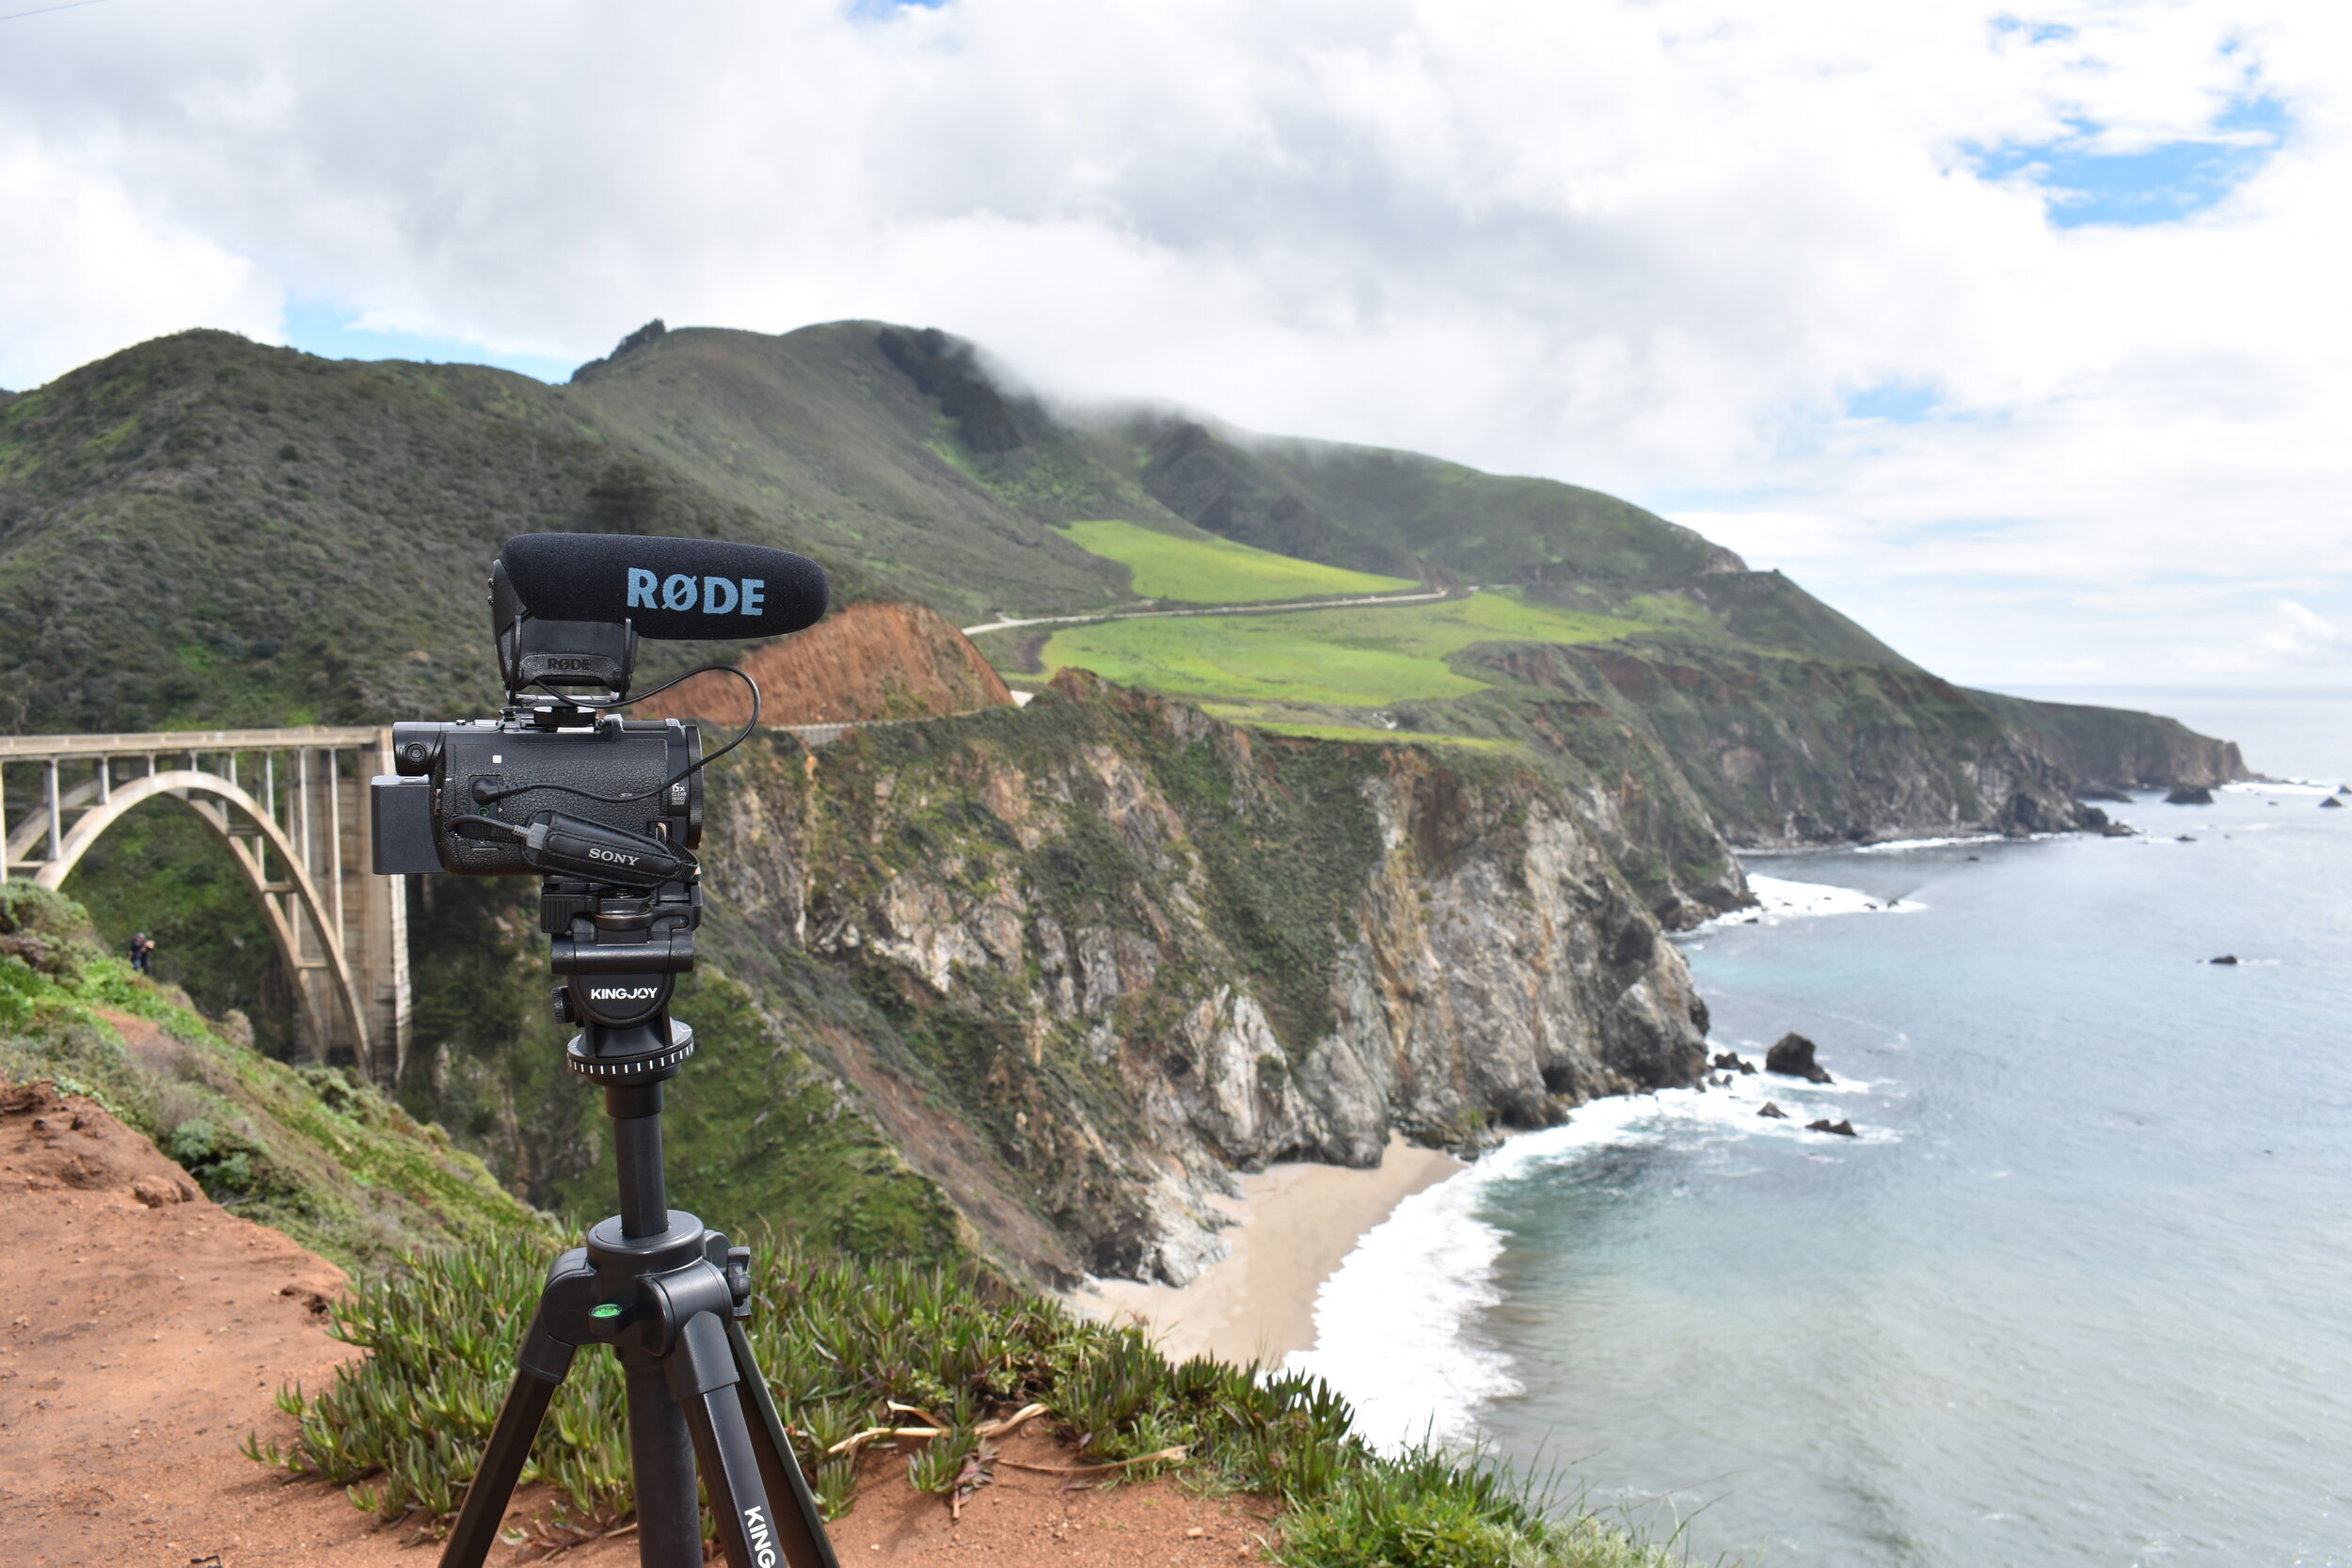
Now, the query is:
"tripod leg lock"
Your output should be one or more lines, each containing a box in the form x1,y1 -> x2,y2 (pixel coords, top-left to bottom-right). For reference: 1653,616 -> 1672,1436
664,1309 -> 743,1401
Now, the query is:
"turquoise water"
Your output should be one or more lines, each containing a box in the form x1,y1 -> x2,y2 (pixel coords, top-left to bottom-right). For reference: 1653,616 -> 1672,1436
1297,698 -> 2352,1565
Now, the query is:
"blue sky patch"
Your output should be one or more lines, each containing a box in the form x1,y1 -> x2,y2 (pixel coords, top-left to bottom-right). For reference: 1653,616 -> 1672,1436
1842,382 -> 1942,423
1970,93 -> 2288,229
280,298 -> 578,383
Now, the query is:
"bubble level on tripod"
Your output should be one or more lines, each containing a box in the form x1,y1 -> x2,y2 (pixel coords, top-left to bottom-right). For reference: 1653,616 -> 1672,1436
591,1303 -> 624,1319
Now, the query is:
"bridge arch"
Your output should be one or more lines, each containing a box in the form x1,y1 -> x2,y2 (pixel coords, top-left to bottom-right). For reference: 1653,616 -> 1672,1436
1,729 -> 408,1084
38,769 -> 371,1069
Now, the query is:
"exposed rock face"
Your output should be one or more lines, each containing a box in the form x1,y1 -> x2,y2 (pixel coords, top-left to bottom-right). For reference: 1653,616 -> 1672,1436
1971,690 -> 2246,792
632,602 -> 1014,727
570,318 -> 668,383
1447,640 -> 2239,862
699,671 -> 1708,1284
1766,1032 -> 1834,1084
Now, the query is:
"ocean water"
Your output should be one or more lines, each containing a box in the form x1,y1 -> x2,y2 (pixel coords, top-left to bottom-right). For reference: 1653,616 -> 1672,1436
1291,697 -> 2352,1565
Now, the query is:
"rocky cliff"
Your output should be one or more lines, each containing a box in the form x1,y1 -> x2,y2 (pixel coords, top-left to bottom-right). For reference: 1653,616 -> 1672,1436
382,667 -> 1706,1287
655,670 -> 1708,1285
1433,640 -> 2124,851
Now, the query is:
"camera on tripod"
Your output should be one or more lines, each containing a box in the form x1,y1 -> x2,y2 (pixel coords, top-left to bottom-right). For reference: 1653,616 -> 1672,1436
369,531 -> 842,1568
371,531 -> 825,1075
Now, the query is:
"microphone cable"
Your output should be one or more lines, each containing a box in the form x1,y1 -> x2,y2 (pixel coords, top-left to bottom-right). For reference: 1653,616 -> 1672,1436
471,664 -> 762,809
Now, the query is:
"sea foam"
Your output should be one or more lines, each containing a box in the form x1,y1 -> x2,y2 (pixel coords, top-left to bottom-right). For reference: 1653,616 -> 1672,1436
1692,874 -> 1923,932
1285,1064 -> 1890,1452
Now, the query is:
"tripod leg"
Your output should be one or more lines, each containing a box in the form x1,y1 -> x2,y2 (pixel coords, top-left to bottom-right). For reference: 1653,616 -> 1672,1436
727,1318 -> 841,1568
668,1312 -> 803,1568
440,1307 -> 578,1568
624,1347 -> 707,1568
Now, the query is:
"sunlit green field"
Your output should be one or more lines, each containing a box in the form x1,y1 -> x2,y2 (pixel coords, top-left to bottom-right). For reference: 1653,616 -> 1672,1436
1056,517 -> 1418,603
1035,590 -> 1645,708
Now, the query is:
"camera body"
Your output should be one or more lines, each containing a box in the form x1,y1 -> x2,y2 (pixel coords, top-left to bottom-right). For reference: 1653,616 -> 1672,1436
375,711 -> 702,879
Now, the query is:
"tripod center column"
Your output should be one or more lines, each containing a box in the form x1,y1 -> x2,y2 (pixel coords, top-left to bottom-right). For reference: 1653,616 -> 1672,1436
606,1079 -> 672,1237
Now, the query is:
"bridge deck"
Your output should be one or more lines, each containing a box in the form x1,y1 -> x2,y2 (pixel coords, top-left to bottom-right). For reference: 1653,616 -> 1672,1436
0,727 -> 385,759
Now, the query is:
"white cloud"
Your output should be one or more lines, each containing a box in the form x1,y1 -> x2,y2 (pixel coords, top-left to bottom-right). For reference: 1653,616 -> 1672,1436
2182,599 -> 2352,673
0,141 -> 279,388
0,0 -> 2345,686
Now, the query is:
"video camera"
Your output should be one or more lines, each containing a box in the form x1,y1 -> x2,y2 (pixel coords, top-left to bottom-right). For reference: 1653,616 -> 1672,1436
371,531 -> 826,1068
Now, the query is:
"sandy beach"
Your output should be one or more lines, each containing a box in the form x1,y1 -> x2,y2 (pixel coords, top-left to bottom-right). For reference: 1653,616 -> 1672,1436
1073,1134 -> 1463,1367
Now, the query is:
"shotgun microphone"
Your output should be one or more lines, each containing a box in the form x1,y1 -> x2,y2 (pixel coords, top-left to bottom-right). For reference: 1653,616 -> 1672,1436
501,532 -> 829,640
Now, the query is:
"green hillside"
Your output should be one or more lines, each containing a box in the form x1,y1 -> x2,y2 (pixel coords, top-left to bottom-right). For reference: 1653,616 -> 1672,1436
1128,418 -> 1741,586
0,317 -> 1917,736
1054,516 -> 1419,602
0,315 -> 2244,912
0,881 -> 545,1274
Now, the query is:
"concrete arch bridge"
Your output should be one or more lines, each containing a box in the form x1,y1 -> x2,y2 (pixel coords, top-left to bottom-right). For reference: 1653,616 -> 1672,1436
0,728 -> 408,1085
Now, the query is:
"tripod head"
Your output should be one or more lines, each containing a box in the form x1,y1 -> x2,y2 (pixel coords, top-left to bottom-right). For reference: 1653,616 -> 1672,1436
543,870 -> 703,1084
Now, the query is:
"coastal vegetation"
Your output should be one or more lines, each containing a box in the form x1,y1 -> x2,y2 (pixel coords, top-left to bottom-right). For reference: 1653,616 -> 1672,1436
259,1227 -> 1681,1566
0,880 -> 540,1273
1051,516 -> 1419,603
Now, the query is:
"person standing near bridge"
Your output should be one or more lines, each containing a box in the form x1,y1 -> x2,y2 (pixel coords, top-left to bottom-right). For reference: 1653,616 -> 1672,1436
128,931 -> 154,974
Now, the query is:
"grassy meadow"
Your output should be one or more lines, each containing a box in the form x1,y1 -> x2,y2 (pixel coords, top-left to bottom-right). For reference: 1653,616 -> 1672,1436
1055,517 -> 1420,603
1013,590 -> 1645,712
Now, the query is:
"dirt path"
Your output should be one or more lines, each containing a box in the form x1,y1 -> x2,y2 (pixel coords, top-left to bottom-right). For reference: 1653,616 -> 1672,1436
0,1081 -> 1276,1567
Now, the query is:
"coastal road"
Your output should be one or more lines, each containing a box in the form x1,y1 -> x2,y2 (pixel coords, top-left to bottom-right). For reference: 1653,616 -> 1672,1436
961,585 -> 1460,639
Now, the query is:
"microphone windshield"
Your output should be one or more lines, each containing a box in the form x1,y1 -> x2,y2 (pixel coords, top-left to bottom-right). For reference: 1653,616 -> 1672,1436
501,533 -> 829,640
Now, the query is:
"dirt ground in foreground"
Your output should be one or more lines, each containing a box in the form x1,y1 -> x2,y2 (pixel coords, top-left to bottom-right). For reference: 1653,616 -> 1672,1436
0,1081 -> 1276,1567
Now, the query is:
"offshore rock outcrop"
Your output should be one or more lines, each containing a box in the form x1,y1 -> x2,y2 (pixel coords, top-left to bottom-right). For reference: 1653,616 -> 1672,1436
699,671 -> 1708,1285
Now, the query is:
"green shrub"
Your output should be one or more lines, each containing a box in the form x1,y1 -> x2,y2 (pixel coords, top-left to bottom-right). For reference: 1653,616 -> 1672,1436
255,1230 -> 1685,1565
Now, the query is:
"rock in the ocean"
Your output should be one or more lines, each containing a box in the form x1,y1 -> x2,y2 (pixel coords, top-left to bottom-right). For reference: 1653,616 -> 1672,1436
2209,955 -> 2240,965
1711,1051 -> 1756,1075
1806,1118 -> 1858,1137
2322,797 -> 2344,810
1766,1032 -> 1835,1084
2177,834 -> 2196,843
2165,785 -> 2216,805
1757,1101 -> 1788,1119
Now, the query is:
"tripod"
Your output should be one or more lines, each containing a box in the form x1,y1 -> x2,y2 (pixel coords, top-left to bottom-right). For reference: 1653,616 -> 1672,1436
438,878 -> 839,1568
